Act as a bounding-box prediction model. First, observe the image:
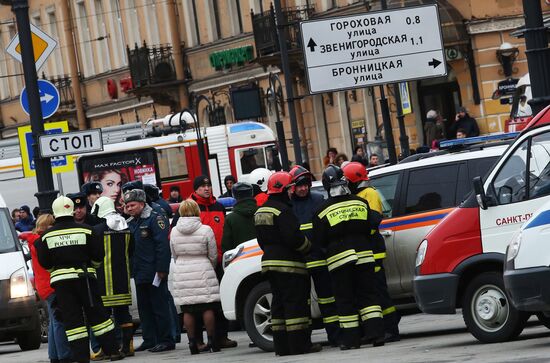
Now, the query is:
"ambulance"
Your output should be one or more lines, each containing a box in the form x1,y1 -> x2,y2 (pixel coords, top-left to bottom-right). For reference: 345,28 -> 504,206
0,193 -> 42,351
504,197 -> 550,313
414,105 -> 550,343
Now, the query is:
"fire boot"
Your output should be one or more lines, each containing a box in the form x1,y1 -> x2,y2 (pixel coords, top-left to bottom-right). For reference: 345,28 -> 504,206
121,323 -> 134,357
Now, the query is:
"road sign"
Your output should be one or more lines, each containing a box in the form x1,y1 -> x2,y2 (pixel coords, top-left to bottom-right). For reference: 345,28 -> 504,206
20,79 -> 60,119
17,121 -> 74,178
399,82 -> 412,115
39,129 -> 104,158
300,4 -> 447,94
5,23 -> 57,71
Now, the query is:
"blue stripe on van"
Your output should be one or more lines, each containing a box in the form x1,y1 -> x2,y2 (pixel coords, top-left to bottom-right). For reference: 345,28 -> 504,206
525,210 -> 550,229
229,123 -> 264,133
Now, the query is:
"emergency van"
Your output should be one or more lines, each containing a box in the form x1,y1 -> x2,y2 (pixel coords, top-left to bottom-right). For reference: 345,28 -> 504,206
0,118 -> 279,208
414,105 -> 550,343
0,194 -> 42,351
504,198 -> 550,313
220,139 -> 510,351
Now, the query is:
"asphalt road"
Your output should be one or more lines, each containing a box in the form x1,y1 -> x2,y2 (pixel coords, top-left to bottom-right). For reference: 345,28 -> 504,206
2,313 -> 550,363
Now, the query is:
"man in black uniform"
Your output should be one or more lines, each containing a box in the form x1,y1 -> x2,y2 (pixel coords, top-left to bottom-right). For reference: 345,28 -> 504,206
312,165 -> 385,350
82,182 -> 103,215
289,165 -> 339,346
67,192 -> 98,226
254,172 -> 321,356
35,196 -> 123,363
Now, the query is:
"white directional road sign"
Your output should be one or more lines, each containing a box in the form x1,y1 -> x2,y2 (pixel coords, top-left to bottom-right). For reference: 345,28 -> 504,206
300,4 -> 447,94
6,23 -> 57,71
39,129 -> 103,158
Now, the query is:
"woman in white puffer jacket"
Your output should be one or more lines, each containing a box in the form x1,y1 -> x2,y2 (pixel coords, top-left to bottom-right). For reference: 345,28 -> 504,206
170,199 -> 220,354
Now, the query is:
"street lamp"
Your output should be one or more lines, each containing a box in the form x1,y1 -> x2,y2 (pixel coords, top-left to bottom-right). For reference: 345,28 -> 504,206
268,72 -> 290,171
191,94 -> 212,177
496,42 -> 519,78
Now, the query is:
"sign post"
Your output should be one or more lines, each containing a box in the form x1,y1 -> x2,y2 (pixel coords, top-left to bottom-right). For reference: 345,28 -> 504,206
300,4 -> 446,93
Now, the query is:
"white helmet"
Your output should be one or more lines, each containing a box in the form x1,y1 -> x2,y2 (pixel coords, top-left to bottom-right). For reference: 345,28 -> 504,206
92,196 -> 116,219
249,168 -> 273,192
52,196 -> 74,218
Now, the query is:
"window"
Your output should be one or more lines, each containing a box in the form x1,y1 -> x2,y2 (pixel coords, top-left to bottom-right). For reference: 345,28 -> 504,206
46,8 -> 64,77
405,165 -> 460,214
491,140 -> 528,205
124,0 -> 141,47
107,0 -> 127,67
75,0 -> 95,77
527,132 -> 550,199
468,156 -> 499,182
0,32 -> 10,99
370,173 -> 399,218
0,209 -> 17,254
157,147 -> 188,181
144,0 -> 160,45
239,147 -> 266,174
93,0 -> 111,73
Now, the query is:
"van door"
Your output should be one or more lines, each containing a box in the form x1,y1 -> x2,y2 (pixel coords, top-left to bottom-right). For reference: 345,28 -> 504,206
369,172 -> 402,296
480,131 -> 550,253
393,163 -> 462,294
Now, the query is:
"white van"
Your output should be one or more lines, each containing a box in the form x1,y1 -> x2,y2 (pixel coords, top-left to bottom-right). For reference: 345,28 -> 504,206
0,194 -> 42,350
504,197 -> 550,312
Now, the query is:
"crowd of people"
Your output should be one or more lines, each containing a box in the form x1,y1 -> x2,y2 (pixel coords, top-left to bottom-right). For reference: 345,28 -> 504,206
13,159 -> 402,362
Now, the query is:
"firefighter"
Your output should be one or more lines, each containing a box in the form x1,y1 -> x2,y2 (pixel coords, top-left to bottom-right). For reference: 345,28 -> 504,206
254,172 -> 322,356
248,167 -> 272,206
35,196 -> 123,363
91,197 -> 135,357
82,182 -> 104,215
342,162 -> 400,342
312,165 -> 385,350
289,165 -> 340,346
144,183 -> 173,218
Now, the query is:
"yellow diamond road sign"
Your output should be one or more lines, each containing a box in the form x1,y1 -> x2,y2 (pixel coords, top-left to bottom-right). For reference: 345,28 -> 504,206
5,23 -> 57,71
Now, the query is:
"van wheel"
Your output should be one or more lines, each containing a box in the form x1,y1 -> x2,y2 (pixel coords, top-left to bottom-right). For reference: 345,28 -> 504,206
243,281 -> 274,352
38,305 -> 49,343
17,314 -> 42,351
462,272 -> 529,343
536,312 -> 550,329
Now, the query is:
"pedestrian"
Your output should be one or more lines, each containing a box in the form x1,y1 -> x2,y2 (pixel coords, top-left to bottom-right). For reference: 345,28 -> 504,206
424,110 -> 439,148
456,128 -> 467,139
11,208 -> 20,225
335,153 -> 348,167
352,146 -> 367,166
32,206 -> 40,220
517,95 -> 532,117
170,175 -> 237,349
368,154 -> 379,168
21,214 -> 72,363
312,165 -> 385,350
90,197 -> 135,358
144,184 -> 173,218
35,196 -> 123,362
220,175 -> 236,198
81,182 -> 104,215
123,189 -> 175,353
168,186 -> 182,204
221,182 -> 257,253
452,106 -> 480,138
15,205 -> 35,232
248,168 -> 272,206
289,165 -> 340,347
67,192 -> 99,226
254,171 -> 322,356
323,147 -> 338,167
342,162 -> 400,342
170,199 -> 221,354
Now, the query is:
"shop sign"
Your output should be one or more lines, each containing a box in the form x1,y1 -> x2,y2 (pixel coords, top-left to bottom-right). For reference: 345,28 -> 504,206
209,45 -> 254,70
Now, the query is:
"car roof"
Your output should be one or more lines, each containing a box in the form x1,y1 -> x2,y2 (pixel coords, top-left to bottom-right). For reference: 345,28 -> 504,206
369,144 -> 508,177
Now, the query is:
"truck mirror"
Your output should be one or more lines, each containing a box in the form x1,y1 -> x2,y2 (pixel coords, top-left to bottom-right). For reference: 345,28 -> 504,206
497,185 -> 513,205
473,176 -> 488,210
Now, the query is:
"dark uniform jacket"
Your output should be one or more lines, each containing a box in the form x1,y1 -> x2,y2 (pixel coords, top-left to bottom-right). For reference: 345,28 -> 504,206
292,191 -> 326,270
254,194 -> 311,274
93,217 -> 134,306
221,198 -> 257,253
312,194 -> 377,272
127,205 -> 170,285
35,216 -> 103,286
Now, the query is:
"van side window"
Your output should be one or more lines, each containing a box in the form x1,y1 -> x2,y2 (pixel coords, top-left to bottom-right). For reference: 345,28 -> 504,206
157,146 -> 188,181
0,209 -> 17,253
239,148 -> 267,174
405,165 -> 459,214
369,173 -> 399,218
528,132 -> 550,199
490,139 -> 528,204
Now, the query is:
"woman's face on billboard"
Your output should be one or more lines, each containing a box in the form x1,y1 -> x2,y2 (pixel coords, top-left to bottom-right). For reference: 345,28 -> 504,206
101,171 -> 122,201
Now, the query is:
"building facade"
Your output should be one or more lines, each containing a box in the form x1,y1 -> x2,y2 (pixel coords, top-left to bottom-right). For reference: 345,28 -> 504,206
0,0 -> 548,177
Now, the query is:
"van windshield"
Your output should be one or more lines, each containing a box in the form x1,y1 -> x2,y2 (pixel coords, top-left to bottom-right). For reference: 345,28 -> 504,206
0,208 -> 18,254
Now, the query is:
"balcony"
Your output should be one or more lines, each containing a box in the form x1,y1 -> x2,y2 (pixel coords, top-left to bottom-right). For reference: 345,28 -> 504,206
126,42 -> 188,107
251,4 -> 314,71
40,74 -> 80,111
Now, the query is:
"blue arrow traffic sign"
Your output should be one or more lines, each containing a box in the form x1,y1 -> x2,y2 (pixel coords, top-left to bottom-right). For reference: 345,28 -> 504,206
20,79 -> 60,119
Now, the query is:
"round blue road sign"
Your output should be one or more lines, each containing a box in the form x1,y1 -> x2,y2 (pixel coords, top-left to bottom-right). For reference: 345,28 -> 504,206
20,79 -> 60,119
